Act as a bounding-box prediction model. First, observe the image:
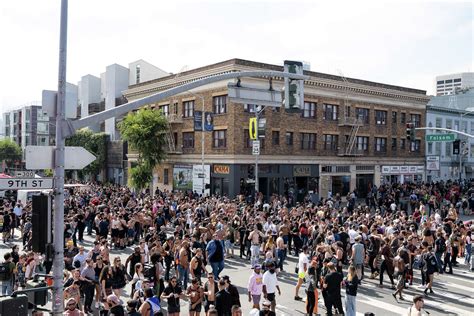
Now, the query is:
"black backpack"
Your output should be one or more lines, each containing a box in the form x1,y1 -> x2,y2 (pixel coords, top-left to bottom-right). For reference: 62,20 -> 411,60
0,262 -> 12,281
436,238 -> 446,253
144,264 -> 156,281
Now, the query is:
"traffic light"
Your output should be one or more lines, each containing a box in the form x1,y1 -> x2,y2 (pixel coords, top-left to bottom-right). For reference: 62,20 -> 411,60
453,139 -> 460,155
248,165 -> 255,180
283,60 -> 304,112
406,122 -> 415,141
31,194 -> 51,254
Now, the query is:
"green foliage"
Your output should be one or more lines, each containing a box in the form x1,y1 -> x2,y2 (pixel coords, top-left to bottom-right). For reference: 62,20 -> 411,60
43,169 -> 53,177
118,109 -> 168,190
0,139 -> 22,167
65,129 -> 108,178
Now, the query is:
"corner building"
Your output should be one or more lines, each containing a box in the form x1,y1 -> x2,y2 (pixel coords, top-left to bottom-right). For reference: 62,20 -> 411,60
123,59 -> 429,201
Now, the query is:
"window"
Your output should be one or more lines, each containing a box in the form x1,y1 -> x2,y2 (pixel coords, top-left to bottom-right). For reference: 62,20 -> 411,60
400,139 -> 406,150
411,114 -> 421,127
285,132 -> 293,146
435,117 -> 442,128
355,108 -> 369,124
375,110 -> 387,125
356,136 -> 369,151
183,100 -> 194,118
461,121 -> 467,133
471,122 -> 474,135
136,65 -> 141,84
410,140 -> 421,152
244,104 -> 263,113
445,142 -> 451,157
182,132 -> 194,148
391,111 -> 397,124
445,79 -> 453,84
213,130 -> 226,148
471,144 -> 474,158
375,137 -> 387,152
427,142 -> 433,154
37,122 -> 48,134
301,133 -> 316,150
446,119 -> 452,129
454,120 -> 459,131
454,78 -> 461,83
323,104 -> 338,121
401,112 -> 406,124
173,132 -> 178,149
163,169 -> 169,185
323,134 -> 338,151
25,109 -> 30,121
213,95 -> 227,114
391,138 -> 397,151
302,102 -> 316,118
244,130 -> 252,148
272,131 -> 280,145
435,143 -> 441,155
159,104 -> 170,117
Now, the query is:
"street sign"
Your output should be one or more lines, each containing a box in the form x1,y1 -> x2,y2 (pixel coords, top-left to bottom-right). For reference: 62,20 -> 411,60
197,173 -> 205,178
15,171 -> 35,178
426,134 -> 456,142
228,83 -> 283,108
25,146 -> 96,170
0,178 -> 53,190
252,140 -> 260,155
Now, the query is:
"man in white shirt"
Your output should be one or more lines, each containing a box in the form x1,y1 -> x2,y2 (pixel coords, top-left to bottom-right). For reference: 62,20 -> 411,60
262,262 -> 280,312
294,245 -> 309,301
73,246 -> 88,270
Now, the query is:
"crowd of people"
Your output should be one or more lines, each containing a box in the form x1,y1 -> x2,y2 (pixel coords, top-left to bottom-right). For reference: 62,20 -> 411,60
0,179 -> 473,316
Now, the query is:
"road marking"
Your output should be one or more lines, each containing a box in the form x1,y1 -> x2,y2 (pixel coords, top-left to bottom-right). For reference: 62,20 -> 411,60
403,293 -> 470,315
356,294 -> 408,314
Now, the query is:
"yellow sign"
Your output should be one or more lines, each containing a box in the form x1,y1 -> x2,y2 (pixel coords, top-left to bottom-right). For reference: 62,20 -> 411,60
213,165 -> 230,174
249,118 -> 257,140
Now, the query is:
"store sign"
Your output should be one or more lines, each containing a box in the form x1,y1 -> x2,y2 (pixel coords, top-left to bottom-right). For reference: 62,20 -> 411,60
426,156 -> 440,171
213,165 -> 230,174
293,165 -> 311,177
381,165 -> 424,174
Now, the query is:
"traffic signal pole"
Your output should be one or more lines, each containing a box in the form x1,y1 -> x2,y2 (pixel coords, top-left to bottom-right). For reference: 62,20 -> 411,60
52,0 -> 68,314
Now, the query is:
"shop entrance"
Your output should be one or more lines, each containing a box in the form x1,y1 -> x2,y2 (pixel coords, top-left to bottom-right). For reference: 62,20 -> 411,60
295,177 -> 308,202
356,174 -> 374,198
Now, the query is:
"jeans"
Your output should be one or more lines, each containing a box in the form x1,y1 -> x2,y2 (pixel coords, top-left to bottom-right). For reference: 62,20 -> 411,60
250,245 -> 260,268
435,252 -> 444,273
210,260 -> 224,279
465,244 -> 472,264
379,260 -> 394,286
1,281 -> 13,296
276,248 -> 286,270
345,294 -> 356,316
83,283 -> 95,310
177,264 -> 189,289
306,290 -> 317,316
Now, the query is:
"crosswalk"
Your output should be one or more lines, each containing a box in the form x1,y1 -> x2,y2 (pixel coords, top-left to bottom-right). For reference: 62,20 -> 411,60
274,264 -> 474,316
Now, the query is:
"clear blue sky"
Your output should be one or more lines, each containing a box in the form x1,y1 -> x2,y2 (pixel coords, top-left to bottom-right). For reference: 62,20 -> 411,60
0,0 -> 472,113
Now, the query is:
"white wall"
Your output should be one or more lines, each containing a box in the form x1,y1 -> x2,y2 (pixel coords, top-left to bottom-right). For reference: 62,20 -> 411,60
128,59 -> 169,85
104,64 -> 129,140
78,74 -> 101,131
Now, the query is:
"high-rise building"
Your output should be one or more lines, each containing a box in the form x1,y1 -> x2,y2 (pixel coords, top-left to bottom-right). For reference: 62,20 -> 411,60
435,72 -> 474,96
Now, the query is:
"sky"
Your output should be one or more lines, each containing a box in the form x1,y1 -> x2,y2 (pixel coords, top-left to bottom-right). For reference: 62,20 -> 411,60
0,0 -> 472,115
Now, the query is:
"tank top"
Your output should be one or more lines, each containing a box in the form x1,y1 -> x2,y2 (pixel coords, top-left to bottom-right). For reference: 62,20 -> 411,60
210,240 -> 223,262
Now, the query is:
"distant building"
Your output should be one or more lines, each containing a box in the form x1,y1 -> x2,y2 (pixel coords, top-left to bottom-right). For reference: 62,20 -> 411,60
435,72 -> 474,96
426,88 -> 474,181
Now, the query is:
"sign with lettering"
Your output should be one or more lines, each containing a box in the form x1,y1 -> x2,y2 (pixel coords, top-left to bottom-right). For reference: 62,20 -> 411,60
0,178 -> 53,190
381,165 -> 424,174
426,156 -> 440,171
15,171 -> 35,178
426,134 -> 455,142
293,165 -> 311,177
213,165 -> 230,174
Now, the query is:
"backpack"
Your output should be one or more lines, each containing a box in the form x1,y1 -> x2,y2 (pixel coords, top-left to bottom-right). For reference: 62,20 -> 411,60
436,238 -> 446,253
144,264 -> 156,281
0,261 -> 12,281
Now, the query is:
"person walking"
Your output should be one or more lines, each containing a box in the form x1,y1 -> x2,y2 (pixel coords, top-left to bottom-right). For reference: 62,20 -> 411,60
0,252 -> 17,295
161,276 -> 184,316
215,279 -> 233,316
305,258 -> 318,316
322,262 -> 343,316
351,236 -> 365,282
206,234 -> 225,279
407,295 -> 425,316
378,238 -> 395,289
295,245 -> 309,301
248,225 -> 265,269
344,265 -> 359,316
391,249 -> 406,301
247,264 -> 263,310
423,246 -> 438,295
262,262 -> 281,313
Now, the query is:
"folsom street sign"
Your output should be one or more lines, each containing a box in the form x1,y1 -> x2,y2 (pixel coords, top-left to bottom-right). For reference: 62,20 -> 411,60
426,134 -> 456,142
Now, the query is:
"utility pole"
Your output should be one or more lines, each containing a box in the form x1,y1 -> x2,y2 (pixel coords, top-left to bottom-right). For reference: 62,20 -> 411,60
255,109 -> 259,197
52,0 -> 68,314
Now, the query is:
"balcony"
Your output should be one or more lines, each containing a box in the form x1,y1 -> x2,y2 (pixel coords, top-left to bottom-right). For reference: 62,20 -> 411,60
338,117 -> 364,127
338,147 -> 365,157
167,113 -> 183,124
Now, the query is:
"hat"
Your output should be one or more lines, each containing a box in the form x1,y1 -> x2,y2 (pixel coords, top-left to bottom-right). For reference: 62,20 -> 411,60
253,264 -> 262,269
221,275 -> 230,282
66,297 -> 76,305
107,294 -> 120,305
262,299 -> 271,307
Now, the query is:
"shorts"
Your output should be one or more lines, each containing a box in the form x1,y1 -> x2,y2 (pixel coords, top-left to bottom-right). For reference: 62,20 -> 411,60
118,229 -> 126,238
252,294 -> 261,305
204,300 -> 215,312
111,229 -> 119,238
168,304 -> 180,313
189,302 -> 202,312
298,271 -> 306,279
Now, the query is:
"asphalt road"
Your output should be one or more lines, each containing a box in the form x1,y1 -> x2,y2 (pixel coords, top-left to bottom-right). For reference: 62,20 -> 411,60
1,227 -> 473,316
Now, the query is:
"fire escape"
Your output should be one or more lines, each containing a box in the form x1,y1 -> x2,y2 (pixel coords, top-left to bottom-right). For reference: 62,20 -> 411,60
166,101 -> 182,154
337,72 -> 364,156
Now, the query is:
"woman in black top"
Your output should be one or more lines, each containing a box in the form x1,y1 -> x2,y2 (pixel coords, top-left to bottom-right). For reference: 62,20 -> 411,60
305,259 -> 318,316
344,265 -> 359,316
111,256 -> 127,298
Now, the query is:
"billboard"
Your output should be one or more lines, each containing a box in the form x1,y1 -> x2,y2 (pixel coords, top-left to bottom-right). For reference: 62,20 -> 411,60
173,165 -> 193,191
426,156 -> 440,171
192,165 -> 211,194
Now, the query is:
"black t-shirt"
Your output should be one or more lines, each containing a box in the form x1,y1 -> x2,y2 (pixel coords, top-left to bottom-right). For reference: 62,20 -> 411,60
324,271 -> 343,296
163,284 -> 182,309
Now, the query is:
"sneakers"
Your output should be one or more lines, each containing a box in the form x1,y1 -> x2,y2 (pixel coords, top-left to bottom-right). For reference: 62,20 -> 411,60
95,302 -> 100,309
294,296 -> 303,301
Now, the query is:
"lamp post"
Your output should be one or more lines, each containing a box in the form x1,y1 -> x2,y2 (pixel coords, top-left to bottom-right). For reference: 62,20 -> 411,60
187,90 -> 206,195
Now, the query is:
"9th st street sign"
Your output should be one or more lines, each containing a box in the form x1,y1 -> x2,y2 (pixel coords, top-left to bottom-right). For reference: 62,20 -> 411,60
426,134 -> 456,142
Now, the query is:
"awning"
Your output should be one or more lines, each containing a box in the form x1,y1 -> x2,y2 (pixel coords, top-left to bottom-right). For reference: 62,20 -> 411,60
465,166 -> 473,173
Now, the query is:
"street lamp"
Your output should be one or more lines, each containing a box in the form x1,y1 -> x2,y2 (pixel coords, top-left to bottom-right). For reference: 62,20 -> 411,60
458,107 -> 474,182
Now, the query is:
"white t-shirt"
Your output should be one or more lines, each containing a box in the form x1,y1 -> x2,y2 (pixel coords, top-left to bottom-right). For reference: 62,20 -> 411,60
298,253 -> 309,272
262,270 -> 278,293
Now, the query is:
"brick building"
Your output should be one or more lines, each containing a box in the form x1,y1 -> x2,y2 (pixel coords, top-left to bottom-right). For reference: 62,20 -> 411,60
123,59 -> 429,201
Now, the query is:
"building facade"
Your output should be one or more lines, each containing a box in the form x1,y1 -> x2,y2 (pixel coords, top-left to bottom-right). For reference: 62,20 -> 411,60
3,103 -> 55,149
426,88 -> 474,181
435,72 -> 474,96
124,59 -> 429,200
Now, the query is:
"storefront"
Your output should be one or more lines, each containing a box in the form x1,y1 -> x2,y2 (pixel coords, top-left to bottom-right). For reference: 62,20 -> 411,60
381,165 -> 424,184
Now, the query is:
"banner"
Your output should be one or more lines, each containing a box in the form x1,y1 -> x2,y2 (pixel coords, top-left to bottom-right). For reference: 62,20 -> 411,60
204,112 -> 214,131
194,111 -> 203,131
426,156 -> 440,171
173,165 -> 193,190
249,117 -> 257,140
192,165 -> 210,193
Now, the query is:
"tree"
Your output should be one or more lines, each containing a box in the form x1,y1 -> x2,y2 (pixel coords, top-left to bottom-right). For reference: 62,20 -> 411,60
65,129 -> 108,178
0,139 -> 22,169
118,108 -> 168,191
